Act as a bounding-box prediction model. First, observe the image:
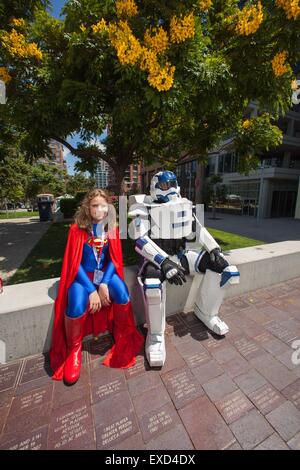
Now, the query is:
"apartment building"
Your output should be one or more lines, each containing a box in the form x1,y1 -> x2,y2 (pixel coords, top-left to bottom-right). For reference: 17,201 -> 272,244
141,101 -> 300,218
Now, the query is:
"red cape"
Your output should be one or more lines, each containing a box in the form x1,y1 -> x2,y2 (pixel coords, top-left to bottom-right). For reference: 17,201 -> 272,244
49,223 -> 124,380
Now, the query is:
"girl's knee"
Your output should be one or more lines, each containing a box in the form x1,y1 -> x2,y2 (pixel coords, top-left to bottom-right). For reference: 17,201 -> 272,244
109,275 -> 130,304
67,282 -> 88,317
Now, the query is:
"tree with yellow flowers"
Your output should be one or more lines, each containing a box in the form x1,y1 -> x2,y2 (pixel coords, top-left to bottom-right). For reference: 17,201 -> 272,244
1,0 -> 299,193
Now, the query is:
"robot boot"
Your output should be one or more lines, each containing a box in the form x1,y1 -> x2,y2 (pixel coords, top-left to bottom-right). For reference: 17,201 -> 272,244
194,266 -> 240,336
139,277 -> 166,367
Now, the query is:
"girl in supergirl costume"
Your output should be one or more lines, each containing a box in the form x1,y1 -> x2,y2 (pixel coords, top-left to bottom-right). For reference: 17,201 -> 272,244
50,189 -> 144,385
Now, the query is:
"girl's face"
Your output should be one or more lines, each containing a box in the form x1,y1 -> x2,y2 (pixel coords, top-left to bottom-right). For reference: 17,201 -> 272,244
89,196 -> 108,223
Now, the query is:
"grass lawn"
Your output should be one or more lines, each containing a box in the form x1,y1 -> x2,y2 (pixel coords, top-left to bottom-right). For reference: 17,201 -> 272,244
7,222 -> 264,285
206,227 -> 265,252
0,211 -> 39,219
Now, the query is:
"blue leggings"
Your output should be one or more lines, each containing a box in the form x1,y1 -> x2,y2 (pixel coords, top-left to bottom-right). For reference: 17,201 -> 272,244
66,273 -> 130,318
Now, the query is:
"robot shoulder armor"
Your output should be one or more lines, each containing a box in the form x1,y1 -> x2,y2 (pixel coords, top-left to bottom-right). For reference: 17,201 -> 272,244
128,200 -> 149,218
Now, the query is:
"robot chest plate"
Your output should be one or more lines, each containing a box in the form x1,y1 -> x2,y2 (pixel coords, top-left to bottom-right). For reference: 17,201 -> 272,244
149,199 -> 193,239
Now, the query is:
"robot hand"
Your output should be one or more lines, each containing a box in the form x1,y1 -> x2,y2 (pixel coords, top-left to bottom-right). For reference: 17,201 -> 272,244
161,258 -> 187,286
199,248 -> 229,274
210,248 -> 229,271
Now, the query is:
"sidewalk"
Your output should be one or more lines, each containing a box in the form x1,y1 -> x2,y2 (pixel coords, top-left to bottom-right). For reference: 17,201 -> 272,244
0,277 -> 300,450
205,212 -> 300,243
0,219 -> 50,283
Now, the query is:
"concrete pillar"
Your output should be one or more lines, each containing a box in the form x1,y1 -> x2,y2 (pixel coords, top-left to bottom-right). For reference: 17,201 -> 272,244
283,151 -> 290,168
287,118 -> 294,137
215,155 -> 219,174
295,177 -> 300,220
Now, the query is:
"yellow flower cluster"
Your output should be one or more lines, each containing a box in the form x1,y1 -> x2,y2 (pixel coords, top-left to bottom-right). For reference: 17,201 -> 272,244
80,24 -> 86,32
139,46 -> 175,91
92,18 -> 108,34
116,0 -> 138,17
170,13 -> 195,44
144,26 -> 169,54
1,29 -> 42,60
92,15 -> 176,91
272,51 -> 290,77
147,62 -> 175,92
10,17 -> 26,28
0,67 -> 12,83
276,0 -> 300,19
199,0 -> 213,11
235,2 -> 264,36
140,47 -> 157,72
242,119 -> 252,129
109,20 -> 142,65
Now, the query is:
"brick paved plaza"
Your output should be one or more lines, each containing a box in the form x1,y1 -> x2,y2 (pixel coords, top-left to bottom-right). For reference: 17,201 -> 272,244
1,277 -> 300,450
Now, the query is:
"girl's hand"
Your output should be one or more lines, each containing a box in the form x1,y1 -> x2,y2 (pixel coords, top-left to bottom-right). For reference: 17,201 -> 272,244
98,283 -> 111,307
89,290 -> 101,314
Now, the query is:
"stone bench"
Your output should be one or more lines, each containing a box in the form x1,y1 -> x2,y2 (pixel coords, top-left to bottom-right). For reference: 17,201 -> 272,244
1,240 -> 300,363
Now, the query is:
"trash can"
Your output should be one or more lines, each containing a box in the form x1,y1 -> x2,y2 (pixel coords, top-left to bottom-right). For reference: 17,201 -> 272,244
37,194 -> 54,222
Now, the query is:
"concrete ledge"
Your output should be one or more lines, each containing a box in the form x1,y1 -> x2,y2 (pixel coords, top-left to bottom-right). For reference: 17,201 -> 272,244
1,240 -> 300,363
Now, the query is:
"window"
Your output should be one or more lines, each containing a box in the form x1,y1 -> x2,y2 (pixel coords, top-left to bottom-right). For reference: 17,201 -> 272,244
277,117 -> 289,135
218,155 -> 224,173
224,154 -> 232,173
289,153 -> 300,169
293,120 -> 300,139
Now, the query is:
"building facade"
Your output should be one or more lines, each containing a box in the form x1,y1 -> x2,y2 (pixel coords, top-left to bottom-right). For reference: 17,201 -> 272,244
94,159 -> 110,189
207,102 -> 300,218
141,102 -> 300,218
47,139 -> 67,170
122,162 -> 142,193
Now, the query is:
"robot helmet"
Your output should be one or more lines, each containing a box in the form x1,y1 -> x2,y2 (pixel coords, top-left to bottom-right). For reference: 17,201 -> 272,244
150,171 -> 180,202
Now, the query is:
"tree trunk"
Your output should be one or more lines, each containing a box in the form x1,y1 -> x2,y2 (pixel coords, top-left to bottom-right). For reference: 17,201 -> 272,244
110,167 -> 126,195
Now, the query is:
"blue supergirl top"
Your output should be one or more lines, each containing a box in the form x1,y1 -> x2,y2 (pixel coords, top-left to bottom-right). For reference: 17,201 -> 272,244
74,223 -> 116,294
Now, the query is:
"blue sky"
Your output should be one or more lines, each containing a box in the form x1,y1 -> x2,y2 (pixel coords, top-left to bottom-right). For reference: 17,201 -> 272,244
48,0 -> 66,19
48,1 -> 87,175
48,2 -> 108,175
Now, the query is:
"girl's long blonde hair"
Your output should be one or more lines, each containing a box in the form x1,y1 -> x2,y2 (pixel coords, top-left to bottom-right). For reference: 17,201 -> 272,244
74,188 -> 112,231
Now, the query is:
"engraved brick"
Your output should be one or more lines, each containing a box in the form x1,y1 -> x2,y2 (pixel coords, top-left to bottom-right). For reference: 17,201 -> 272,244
0,362 -> 22,393
0,425 -> 48,450
248,384 -> 285,415
282,379 -> 300,410
93,391 -> 138,449
161,367 -> 204,409
138,402 -> 180,443
19,355 -> 51,384
215,389 -> 253,424
48,398 -> 95,449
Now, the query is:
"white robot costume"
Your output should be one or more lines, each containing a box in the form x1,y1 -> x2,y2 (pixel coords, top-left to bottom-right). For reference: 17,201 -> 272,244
128,171 -> 240,367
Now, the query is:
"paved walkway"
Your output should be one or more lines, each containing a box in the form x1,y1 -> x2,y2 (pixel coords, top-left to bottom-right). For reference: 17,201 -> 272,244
0,277 -> 300,450
0,218 -> 50,283
205,212 -> 300,243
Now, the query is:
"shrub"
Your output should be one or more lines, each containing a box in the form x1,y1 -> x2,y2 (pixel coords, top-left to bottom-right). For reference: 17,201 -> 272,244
59,198 -> 77,218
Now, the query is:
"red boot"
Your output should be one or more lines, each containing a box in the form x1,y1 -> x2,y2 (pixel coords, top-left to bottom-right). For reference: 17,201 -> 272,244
103,302 -> 144,369
63,313 -> 87,385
